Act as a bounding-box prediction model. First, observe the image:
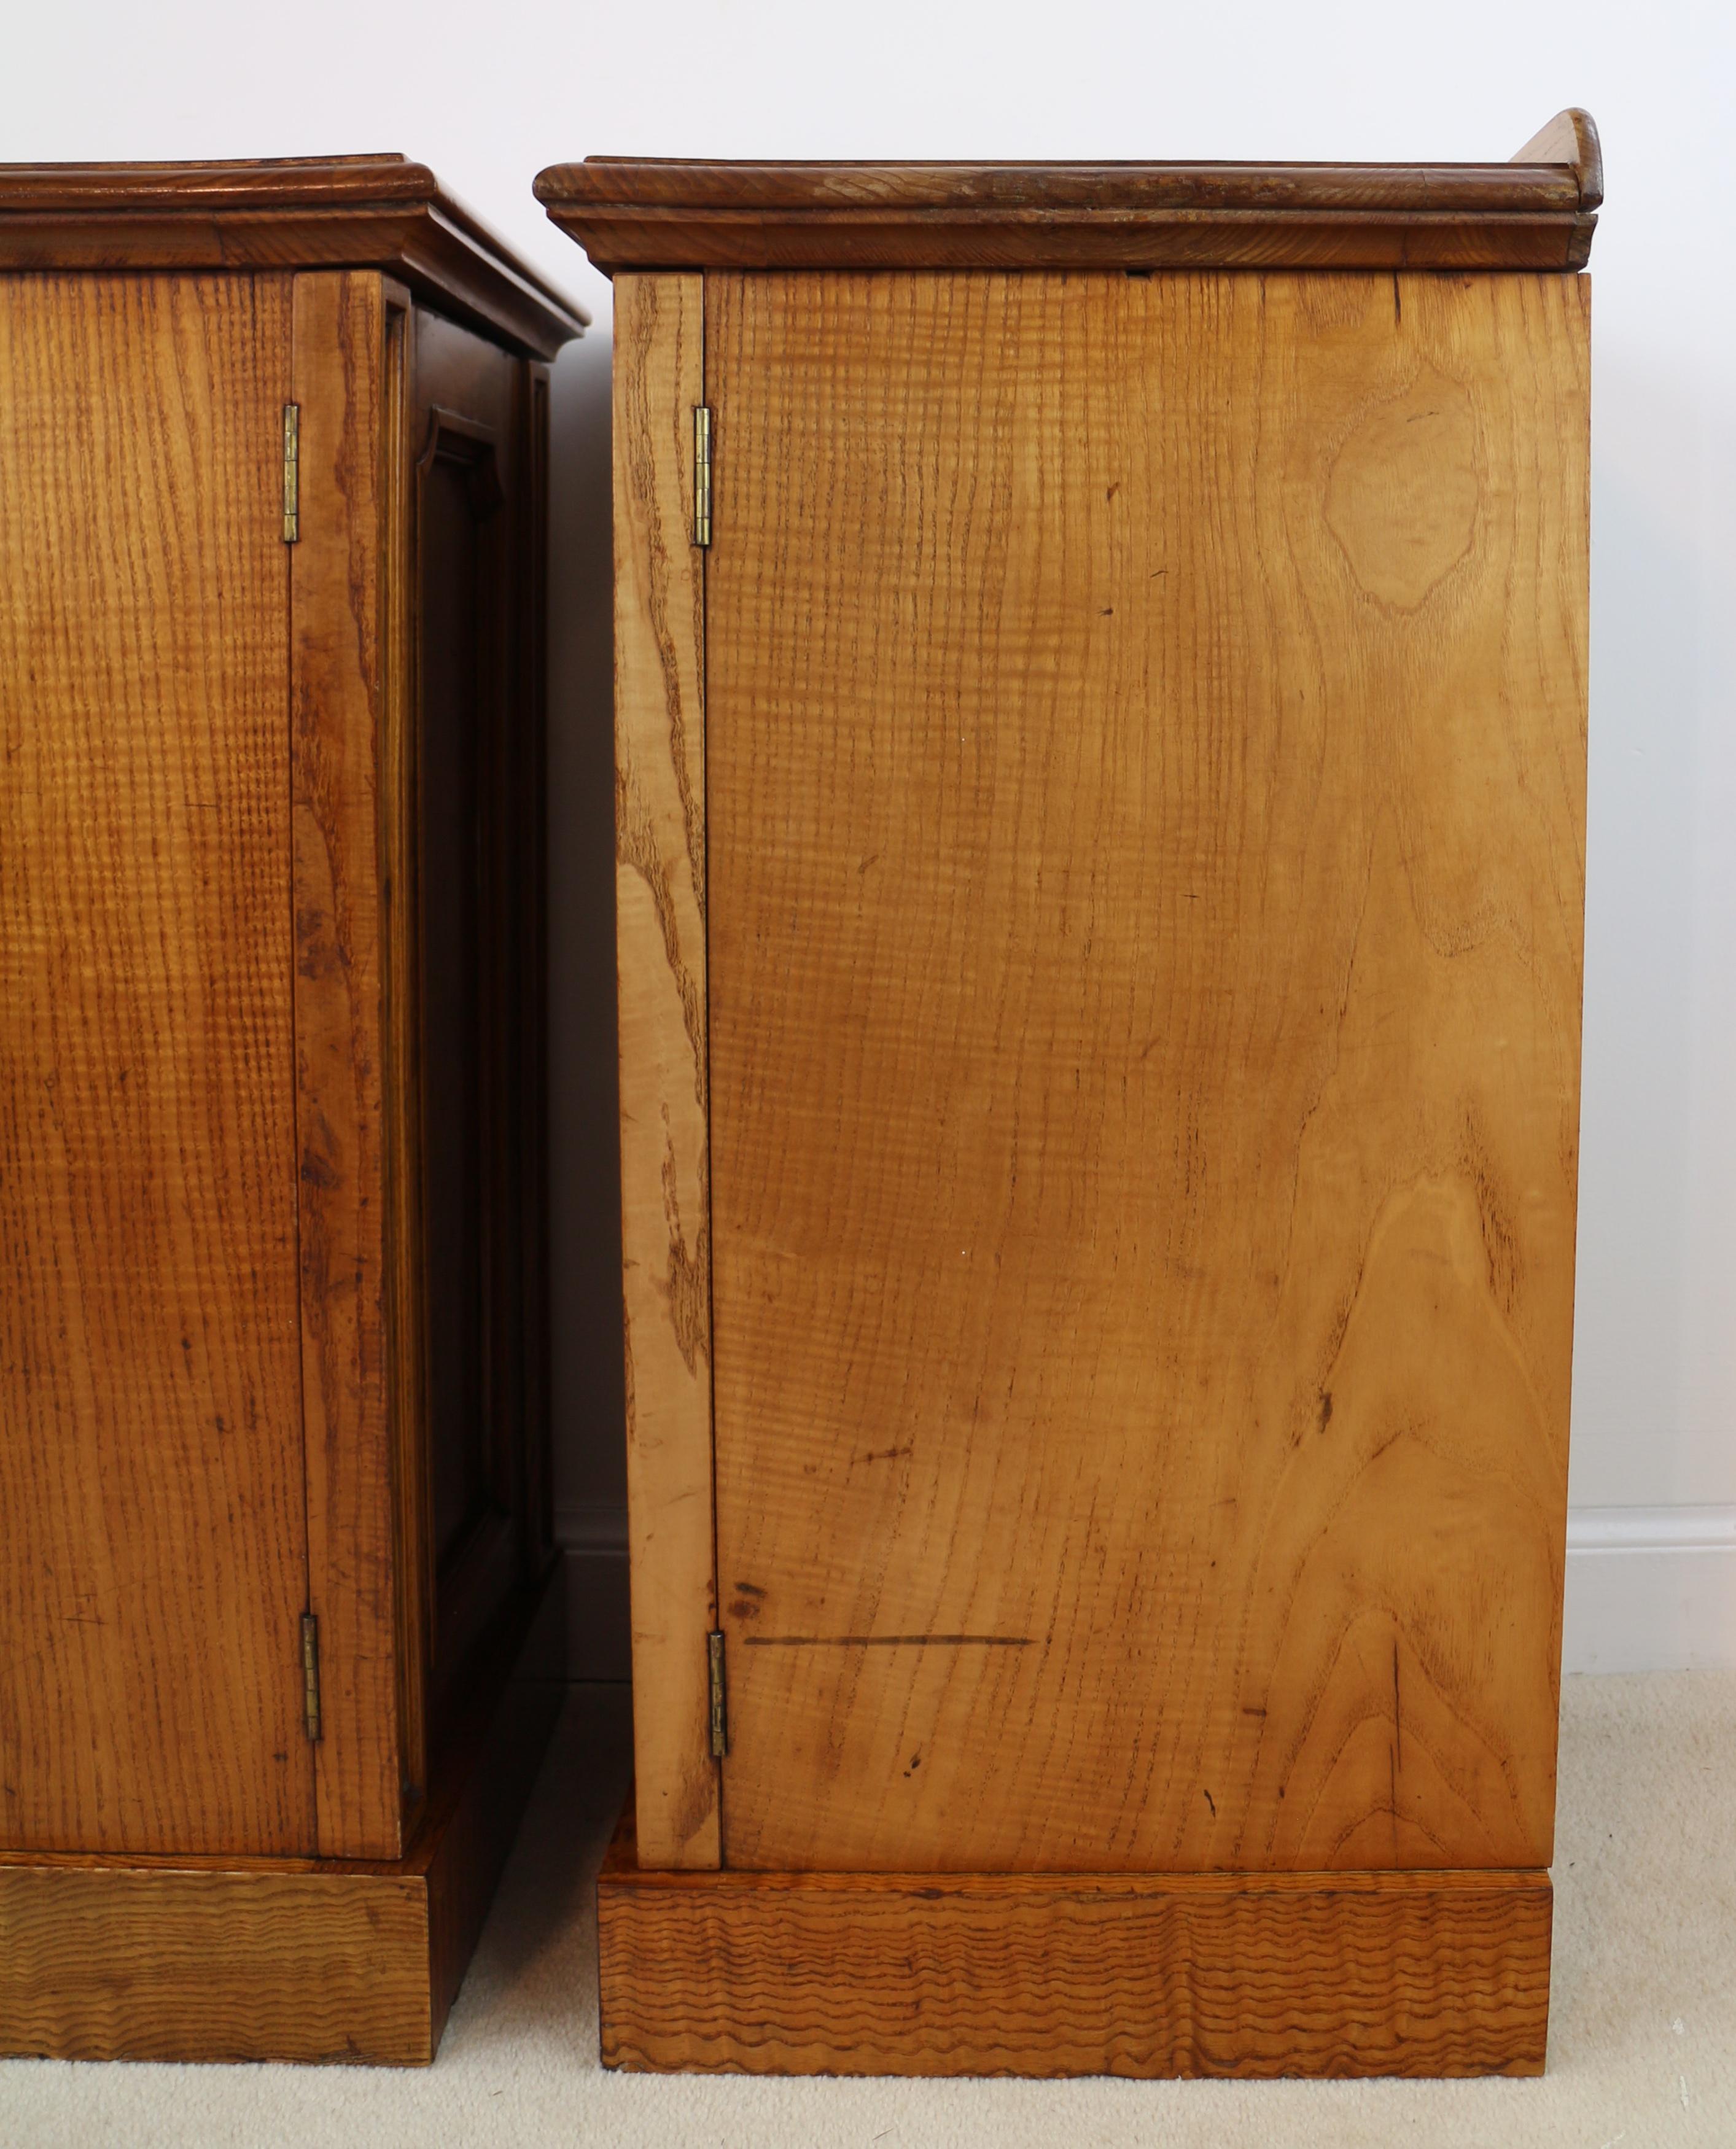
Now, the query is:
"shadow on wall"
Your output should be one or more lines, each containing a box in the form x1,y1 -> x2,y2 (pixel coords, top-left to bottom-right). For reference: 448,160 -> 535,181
1573,349 -> 1736,1516
545,326 -> 632,1679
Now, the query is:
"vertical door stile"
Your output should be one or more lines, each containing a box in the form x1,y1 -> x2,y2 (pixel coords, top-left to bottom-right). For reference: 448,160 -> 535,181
376,280 -> 430,1836
612,271 -> 722,1868
289,270 -> 403,1860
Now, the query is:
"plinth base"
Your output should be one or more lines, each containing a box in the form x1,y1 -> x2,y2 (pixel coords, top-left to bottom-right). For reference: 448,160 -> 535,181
599,1809 -> 1551,2078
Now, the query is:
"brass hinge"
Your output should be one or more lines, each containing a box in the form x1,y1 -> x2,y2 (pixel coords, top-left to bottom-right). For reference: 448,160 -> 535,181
281,403 -> 300,544
692,405 -> 712,549
707,1629 -> 728,1758
300,1612 -> 322,1742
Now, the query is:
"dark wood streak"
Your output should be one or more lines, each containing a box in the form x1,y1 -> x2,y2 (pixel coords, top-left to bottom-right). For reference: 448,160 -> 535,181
743,1635 -> 1035,1649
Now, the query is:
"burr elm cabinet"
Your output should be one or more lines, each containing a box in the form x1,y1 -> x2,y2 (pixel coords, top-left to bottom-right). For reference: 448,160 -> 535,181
0,158 -> 585,2064
537,107 -> 1598,2079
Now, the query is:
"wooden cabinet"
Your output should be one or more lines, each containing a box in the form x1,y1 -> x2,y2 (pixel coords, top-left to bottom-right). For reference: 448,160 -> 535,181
0,158 -> 584,2063
537,108 -> 1599,2079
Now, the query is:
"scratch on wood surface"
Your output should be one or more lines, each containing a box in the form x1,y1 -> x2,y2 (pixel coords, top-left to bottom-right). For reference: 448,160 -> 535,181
743,1635 -> 1034,1649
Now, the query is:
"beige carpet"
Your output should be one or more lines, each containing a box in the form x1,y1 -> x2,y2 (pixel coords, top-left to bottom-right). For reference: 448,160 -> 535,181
3,1672 -> 1733,2148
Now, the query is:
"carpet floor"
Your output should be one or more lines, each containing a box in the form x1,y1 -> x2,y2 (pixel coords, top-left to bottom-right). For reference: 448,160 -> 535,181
2,1671 -> 1732,2148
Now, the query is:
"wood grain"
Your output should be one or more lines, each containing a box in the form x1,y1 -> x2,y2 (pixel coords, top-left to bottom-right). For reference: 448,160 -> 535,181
292,269 -> 403,1860
705,270 -> 1589,1875
0,1564 -> 563,2065
611,273 -> 720,1868
0,271 -> 313,1856
0,157 -> 587,360
536,118 -> 1601,272
599,1808 -> 1552,2077
0,1860 -> 429,2064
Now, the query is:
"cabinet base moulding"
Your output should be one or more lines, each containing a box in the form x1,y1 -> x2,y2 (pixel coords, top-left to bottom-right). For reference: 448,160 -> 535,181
599,1811 -> 1552,2079
0,1568 -> 564,2067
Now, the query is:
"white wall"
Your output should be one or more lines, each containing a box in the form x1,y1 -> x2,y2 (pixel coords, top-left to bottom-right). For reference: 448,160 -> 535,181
15,0 -> 1734,1673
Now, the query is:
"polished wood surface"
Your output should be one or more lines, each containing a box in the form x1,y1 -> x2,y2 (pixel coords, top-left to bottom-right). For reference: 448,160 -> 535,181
598,1807 -> 1552,2077
705,270 -> 1588,1874
611,273 -> 721,1869
0,157 -> 586,359
0,1567 -> 563,2066
292,270 -> 404,1859
0,272 -> 311,1857
537,111 -> 1599,273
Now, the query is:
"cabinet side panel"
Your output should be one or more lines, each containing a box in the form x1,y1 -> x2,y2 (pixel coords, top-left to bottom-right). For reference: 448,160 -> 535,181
612,273 -> 720,1867
706,270 -> 1587,1872
290,270 -> 403,1859
0,271 -> 312,1854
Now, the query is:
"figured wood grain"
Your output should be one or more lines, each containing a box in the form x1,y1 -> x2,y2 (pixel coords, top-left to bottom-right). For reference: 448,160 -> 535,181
611,273 -> 720,1868
598,1809 -> 1552,2077
706,270 -> 1589,1875
0,1564 -> 563,2065
535,115 -> 1600,272
292,270 -> 403,1860
0,1860 -> 429,2064
0,271 -> 313,1856
0,158 -> 587,360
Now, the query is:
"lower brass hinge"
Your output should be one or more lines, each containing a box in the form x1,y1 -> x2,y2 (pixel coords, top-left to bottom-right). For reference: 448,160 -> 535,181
693,405 -> 712,549
281,403 -> 300,544
300,1612 -> 322,1742
707,1629 -> 728,1758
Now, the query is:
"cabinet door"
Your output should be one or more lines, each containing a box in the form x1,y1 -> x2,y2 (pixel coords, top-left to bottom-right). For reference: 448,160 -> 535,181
0,272 -> 314,1856
701,271 -> 1589,1873
409,308 -> 543,1736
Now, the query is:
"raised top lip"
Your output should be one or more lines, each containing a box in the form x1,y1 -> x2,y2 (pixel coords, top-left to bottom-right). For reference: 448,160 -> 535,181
0,154 -> 589,330
544,155 -> 1579,200
535,109 -> 1603,216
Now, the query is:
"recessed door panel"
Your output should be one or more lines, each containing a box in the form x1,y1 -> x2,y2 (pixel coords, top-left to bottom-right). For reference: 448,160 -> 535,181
705,271 -> 1589,1873
410,308 -> 535,1731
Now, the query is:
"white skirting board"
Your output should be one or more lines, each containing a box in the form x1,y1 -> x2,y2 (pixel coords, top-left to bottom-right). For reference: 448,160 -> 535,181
557,1502 -> 1736,1681
1563,1505 -> 1736,1673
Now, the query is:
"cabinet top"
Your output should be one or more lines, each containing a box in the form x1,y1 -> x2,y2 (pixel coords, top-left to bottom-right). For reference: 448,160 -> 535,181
537,109 -> 1600,278
0,155 -> 588,359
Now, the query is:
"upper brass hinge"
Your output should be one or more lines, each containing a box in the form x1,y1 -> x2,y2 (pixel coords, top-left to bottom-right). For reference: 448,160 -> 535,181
707,1629 -> 728,1758
692,405 -> 712,550
281,403 -> 300,544
300,1612 -> 322,1742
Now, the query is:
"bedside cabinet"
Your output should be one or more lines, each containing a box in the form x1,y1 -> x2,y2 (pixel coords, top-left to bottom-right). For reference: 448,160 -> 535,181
537,109 -> 1597,2078
0,157 -> 585,2064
